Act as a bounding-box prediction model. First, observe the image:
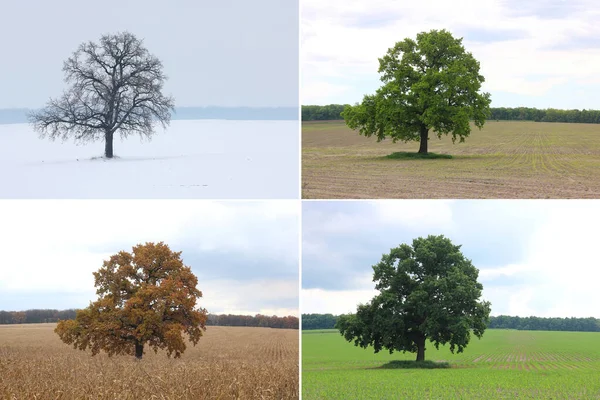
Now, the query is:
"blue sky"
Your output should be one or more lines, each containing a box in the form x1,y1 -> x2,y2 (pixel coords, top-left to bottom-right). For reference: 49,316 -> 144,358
302,200 -> 600,318
0,200 -> 299,316
301,0 -> 600,109
0,0 -> 298,109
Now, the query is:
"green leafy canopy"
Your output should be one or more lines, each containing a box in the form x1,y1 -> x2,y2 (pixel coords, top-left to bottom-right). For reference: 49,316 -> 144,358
342,29 -> 491,153
336,235 -> 491,361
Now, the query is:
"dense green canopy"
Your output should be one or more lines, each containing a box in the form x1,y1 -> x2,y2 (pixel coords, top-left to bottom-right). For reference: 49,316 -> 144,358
337,235 -> 491,362
342,29 -> 491,153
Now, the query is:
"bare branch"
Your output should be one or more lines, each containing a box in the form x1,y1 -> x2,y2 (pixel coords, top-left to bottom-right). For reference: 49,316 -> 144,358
29,31 -> 175,156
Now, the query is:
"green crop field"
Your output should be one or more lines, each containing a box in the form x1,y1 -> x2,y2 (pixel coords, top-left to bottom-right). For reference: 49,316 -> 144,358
302,120 -> 600,199
302,329 -> 600,399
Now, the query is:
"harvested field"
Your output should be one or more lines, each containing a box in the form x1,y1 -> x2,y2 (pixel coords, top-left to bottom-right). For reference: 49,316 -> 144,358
302,120 -> 600,198
302,329 -> 600,399
0,323 -> 298,400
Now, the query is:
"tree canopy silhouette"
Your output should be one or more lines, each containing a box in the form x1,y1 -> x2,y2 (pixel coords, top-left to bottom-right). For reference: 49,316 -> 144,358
29,31 -> 174,158
336,235 -> 491,362
342,29 -> 491,154
55,242 -> 207,360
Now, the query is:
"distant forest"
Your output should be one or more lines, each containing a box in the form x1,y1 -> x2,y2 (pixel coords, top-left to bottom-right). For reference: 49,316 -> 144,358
0,309 -> 298,329
0,106 -> 298,124
301,104 -> 600,124
302,313 -> 600,333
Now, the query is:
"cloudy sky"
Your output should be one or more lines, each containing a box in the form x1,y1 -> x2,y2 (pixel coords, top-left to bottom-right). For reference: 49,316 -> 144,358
302,0 -> 600,109
0,0 -> 298,109
0,200 -> 299,316
303,200 -> 600,318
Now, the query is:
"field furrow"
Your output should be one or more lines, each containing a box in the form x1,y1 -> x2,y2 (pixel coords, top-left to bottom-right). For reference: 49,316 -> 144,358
302,329 -> 600,399
0,324 -> 299,400
303,120 -> 600,198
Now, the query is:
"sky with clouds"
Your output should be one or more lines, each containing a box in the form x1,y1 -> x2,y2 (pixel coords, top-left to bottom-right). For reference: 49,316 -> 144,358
302,200 -> 600,318
302,0 -> 600,109
0,200 -> 299,317
0,0 -> 298,109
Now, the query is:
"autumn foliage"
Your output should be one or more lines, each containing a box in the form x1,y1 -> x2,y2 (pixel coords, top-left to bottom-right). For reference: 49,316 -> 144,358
55,242 -> 207,359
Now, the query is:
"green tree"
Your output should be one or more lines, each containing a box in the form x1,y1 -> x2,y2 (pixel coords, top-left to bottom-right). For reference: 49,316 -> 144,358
336,235 -> 491,362
342,30 -> 491,154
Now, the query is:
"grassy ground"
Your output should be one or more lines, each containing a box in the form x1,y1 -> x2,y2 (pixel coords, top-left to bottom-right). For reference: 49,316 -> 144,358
302,329 -> 600,399
302,120 -> 600,198
0,323 -> 299,399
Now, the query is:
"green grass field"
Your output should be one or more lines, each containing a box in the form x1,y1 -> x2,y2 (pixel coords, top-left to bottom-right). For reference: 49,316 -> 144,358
302,120 -> 600,199
302,329 -> 600,399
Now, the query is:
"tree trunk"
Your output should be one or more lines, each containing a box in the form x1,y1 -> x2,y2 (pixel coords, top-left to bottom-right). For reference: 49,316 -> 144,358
418,125 -> 429,154
135,342 -> 143,360
415,335 -> 426,362
105,130 -> 114,158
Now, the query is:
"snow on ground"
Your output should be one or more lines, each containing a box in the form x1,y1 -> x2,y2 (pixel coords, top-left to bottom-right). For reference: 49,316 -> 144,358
0,119 -> 299,198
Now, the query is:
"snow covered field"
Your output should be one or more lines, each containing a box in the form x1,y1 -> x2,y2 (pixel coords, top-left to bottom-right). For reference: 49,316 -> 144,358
0,119 -> 299,198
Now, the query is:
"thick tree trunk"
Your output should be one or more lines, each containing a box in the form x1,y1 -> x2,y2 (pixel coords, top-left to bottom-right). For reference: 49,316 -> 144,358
418,125 -> 429,154
105,130 -> 114,158
135,342 -> 144,360
415,335 -> 426,362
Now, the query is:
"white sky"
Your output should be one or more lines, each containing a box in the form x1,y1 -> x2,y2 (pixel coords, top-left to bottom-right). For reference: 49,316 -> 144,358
301,0 -> 600,109
302,200 -> 600,318
0,0 -> 298,108
0,200 -> 299,316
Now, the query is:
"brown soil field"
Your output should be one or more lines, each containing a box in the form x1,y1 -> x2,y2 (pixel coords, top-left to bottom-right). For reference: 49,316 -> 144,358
0,323 -> 298,400
302,120 -> 600,198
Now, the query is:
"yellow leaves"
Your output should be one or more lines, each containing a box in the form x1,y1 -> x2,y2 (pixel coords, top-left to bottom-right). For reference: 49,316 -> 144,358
54,242 -> 207,359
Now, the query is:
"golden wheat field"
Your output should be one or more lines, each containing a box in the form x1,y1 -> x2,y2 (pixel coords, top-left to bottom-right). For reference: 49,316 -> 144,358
0,323 -> 298,400
302,120 -> 600,199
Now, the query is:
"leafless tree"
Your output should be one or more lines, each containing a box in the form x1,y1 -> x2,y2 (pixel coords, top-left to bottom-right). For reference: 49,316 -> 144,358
29,32 -> 175,158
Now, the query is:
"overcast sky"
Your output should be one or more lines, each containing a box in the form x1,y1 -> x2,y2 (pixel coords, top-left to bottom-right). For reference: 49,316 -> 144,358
303,200 -> 600,318
302,0 -> 600,109
0,200 -> 299,317
0,0 -> 298,109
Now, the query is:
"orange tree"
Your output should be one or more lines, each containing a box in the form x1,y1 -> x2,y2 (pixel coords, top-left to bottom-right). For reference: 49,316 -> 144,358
55,242 -> 207,359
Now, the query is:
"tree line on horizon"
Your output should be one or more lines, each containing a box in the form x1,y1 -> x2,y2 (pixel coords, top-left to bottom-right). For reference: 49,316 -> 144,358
0,309 -> 298,329
302,313 -> 600,333
302,104 -> 600,124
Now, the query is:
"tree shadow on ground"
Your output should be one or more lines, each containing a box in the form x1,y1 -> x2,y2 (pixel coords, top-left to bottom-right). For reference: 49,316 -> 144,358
383,152 -> 453,160
375,360 -> 452,369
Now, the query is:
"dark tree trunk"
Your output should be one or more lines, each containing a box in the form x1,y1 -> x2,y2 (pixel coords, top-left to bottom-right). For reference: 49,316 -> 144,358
416,335 -> 426,362
105,130 -> 114,158
418,125 -> 429,154
135,342 -> 144,360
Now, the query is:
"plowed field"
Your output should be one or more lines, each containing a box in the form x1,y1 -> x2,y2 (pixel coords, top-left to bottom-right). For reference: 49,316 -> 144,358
302,121 -> 600,198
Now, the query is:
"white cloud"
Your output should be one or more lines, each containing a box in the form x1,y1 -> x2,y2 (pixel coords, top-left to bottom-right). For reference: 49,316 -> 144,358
374,200 -> 455,230
302,0 -> 600,107
304,200 -> 600,318
201,279 -> 299,316
301,82 -> 351,104
0,200 -> 298,315
302,288 -> 378,315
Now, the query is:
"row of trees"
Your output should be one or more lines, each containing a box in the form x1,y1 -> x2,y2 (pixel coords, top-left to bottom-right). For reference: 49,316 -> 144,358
490,107 -> 600,123
0,309 -> 298,329
207,314 -> 299,329
302,313 -> 338,330
302,104 -> 600,124
302,313 -> 600,332
302,104 -> 347,121
0,309 -> 77,324
489,315 -> 600,332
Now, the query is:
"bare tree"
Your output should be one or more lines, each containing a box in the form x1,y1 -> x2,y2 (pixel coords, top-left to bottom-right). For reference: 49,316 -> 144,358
29,32 -> 175,158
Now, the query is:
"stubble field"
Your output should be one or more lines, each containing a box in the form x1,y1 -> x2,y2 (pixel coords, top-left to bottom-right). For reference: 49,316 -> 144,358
0,323 -> 298,399
302,120 -> 600,199
302,329 -> 600,399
